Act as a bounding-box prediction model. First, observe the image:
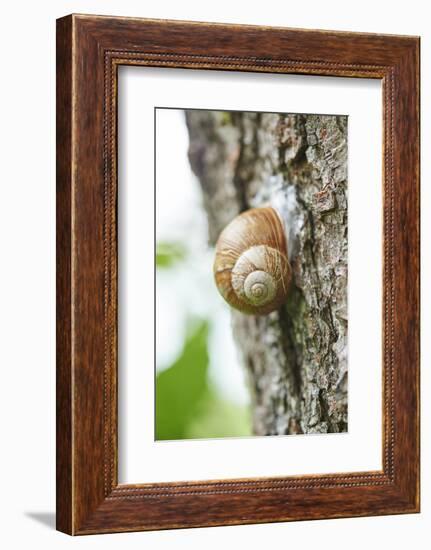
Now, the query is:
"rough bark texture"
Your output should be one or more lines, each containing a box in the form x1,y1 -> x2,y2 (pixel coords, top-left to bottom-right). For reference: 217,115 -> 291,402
185,110 -> 348,435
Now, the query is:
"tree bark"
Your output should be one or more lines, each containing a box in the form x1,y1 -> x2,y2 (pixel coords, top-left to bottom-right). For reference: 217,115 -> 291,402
185,110 -> 348,436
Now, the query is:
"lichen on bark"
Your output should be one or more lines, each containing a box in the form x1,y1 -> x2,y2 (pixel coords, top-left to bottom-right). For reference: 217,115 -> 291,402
185,109 -> 348,436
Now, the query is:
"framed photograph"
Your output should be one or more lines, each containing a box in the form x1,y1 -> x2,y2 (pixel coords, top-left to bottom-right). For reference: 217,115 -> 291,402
56,14 -> 420,534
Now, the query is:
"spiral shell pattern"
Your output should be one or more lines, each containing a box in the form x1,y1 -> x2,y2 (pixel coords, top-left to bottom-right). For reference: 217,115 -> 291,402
213,207 -> 292,315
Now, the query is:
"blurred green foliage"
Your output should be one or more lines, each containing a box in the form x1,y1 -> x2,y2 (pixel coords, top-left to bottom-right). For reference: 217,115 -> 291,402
155,320 -> 252,440
155,238 -> 252,440
156,242 -> 187,268
156,321 -> 210,440
185,393 -> 251,439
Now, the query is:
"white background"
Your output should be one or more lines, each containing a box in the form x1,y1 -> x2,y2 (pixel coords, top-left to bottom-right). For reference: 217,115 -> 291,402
119,68 -> 382,483
0,1 -> 428,548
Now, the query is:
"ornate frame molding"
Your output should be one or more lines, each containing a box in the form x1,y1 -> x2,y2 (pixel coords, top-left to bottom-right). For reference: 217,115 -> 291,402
57,15 -> 419,534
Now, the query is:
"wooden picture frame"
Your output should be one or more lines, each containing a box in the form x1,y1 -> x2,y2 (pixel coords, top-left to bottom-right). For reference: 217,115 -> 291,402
56,14 -> 420,535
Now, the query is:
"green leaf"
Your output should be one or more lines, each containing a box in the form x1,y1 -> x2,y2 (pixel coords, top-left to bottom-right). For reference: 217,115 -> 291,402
155,321 -> 209,440
185,395 -> 252,439
156,242 -> 187,269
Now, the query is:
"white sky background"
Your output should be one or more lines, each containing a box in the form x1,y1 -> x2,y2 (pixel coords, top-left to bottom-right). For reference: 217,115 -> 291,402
155,108 -> 249,405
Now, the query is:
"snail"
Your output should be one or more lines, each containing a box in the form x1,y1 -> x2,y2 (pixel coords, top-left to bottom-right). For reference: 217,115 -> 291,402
213,206 -> 292,315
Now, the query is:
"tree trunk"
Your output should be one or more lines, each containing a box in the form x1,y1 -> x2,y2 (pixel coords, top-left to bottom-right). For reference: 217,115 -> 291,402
185,110 -> 348,436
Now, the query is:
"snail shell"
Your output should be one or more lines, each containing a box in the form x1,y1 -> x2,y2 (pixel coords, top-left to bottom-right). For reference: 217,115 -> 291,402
213,207 -> 292,315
